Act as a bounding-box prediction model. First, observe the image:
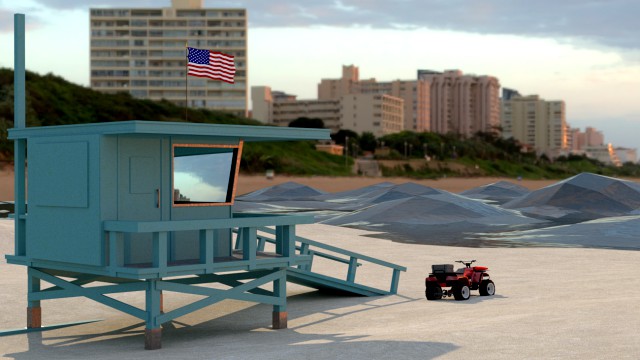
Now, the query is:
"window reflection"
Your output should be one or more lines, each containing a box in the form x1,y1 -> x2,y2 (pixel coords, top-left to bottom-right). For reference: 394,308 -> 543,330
173,144 -> 241,205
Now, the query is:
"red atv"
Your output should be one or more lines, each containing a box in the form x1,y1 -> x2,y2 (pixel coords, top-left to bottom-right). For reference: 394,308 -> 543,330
425,260 -> 495,301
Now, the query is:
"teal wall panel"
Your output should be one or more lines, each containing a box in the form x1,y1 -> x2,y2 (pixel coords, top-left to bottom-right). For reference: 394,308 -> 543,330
129,157 -> 157,194
27,136 -> 103,266
100,136 -> 118,220
30,141 -> 88,208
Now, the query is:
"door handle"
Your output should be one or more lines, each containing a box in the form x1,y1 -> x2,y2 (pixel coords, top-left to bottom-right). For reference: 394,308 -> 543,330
156,188 -> 160,208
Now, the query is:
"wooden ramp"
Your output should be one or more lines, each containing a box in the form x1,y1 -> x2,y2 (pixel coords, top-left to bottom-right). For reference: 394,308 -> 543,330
286,267 -> 391,296
237,227 -> 407,297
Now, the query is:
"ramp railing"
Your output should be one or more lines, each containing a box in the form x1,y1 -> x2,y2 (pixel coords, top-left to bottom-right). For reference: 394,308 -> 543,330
234,225 -> 406,295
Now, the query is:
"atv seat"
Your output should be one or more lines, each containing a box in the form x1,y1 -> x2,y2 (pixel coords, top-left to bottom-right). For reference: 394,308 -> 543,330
431,264 -> 454,274
431,264 -> 456,282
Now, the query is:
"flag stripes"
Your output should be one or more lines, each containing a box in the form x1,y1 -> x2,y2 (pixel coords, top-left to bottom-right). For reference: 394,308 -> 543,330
187,47 -> 236,84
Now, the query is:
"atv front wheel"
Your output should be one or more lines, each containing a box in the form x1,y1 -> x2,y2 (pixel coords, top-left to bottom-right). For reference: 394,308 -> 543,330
453,284 -> 470,301
479,280 -> 495,296
425,284 -> 443,300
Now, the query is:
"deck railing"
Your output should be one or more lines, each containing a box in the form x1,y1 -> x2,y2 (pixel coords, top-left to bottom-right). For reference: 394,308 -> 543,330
103,213 -> 314,278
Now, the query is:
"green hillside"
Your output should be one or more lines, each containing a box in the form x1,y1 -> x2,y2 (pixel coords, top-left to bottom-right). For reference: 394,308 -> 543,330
0,68 -> 637,179
0,68 -> 351,175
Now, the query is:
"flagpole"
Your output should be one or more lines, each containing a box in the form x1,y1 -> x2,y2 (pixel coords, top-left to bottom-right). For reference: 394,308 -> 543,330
185,41 -> 188,122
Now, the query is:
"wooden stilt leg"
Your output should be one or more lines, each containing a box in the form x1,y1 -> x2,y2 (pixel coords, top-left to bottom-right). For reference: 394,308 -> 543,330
145,279 -> 162,350
273,272 -> 287,329
272,311 -> 288,329
27,268 -> 41,328
144,328 -> 162,350
27,306 -> 41,328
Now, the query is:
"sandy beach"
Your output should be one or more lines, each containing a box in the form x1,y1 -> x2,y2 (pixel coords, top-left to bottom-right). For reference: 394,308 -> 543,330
234,175 -> 560,196
2,168 -> 640,358
0,167 -> 13,202
1,220 -> 639,359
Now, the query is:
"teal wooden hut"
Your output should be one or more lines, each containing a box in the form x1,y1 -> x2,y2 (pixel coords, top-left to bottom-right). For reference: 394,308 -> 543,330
7,121 -> 406,350
4,13 -> 406,350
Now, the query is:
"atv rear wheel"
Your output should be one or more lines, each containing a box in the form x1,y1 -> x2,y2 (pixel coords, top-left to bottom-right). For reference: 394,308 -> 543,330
479,280 -> 495,296
453,284 -> 470,301
425,284 -> 443,300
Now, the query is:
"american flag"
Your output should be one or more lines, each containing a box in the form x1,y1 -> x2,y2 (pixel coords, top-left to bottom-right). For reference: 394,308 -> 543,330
187,47 -> 236,84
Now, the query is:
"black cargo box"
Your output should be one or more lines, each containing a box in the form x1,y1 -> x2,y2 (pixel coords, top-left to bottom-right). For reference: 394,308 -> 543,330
431,264 -> 454,273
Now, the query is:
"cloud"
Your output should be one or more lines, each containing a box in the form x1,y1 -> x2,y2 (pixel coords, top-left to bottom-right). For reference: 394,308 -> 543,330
0,10 -> 13,32
32,0 -> 162,10
20,0 -> 640,51
245,0 -> 640,51
0,9 -> 45,33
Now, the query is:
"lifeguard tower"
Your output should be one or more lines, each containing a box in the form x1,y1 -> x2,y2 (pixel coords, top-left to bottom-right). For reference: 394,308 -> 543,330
3,14 -> 406,350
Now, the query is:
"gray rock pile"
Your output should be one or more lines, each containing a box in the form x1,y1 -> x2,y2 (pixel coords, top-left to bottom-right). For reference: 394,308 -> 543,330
234,173 -> 640,249
460,181 -> 530,204
503,173 -> 640,221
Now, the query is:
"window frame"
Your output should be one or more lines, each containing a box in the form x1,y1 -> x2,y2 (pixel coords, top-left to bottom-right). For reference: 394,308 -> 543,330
171,141 -> 244,207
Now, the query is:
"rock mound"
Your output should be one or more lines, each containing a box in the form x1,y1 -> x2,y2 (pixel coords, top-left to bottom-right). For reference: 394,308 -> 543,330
236,181 -> 326,202
461,181 -> 530,204
503,173 -> 640,221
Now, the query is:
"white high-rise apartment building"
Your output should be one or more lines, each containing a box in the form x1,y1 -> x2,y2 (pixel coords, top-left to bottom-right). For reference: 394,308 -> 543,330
90,0 -> 247,116
501,95 -> 568,156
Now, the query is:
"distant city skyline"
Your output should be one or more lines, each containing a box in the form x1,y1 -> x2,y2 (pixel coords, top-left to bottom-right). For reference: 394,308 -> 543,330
0,0 -> 638,149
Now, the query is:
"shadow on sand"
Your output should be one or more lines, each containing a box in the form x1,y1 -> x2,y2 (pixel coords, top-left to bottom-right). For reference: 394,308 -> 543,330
5,291 -> 458,360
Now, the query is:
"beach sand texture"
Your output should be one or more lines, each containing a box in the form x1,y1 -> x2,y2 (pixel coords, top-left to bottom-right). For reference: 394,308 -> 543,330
1,220 -> 639,359
2,168 -> 639,358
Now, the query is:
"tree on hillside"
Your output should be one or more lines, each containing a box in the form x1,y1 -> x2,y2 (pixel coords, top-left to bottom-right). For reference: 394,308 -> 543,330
288,117 -> 324,129
359,131 -> 377,152
331,129 -> 358,146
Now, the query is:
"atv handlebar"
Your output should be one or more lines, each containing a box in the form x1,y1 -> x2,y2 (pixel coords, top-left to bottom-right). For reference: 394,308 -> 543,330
456,260 -> 476,268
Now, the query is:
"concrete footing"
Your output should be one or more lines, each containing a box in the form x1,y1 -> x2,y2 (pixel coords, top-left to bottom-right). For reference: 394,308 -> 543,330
144,328 -> 162,350
272,311 -> 287,329
27,306 -> 41,328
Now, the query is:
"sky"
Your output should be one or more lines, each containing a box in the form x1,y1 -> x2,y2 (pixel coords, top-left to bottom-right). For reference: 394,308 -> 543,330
0,0 -> 639,149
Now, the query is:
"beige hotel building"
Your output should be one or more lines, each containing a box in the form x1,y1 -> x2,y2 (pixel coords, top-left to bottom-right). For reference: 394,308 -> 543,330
252,86 -> 404,137
89,0 -> 248,116
317,65 -> 430,132
501,95 -> 568,156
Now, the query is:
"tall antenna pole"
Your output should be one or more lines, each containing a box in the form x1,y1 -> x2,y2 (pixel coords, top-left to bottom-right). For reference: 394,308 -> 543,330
14,13 -> 26,256
185,42 -> 188,121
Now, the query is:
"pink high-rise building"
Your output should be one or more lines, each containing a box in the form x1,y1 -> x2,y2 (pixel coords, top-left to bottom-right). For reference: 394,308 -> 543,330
418,69 -> 501,137
585,127 -> 604,146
